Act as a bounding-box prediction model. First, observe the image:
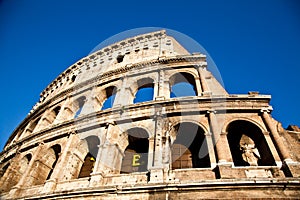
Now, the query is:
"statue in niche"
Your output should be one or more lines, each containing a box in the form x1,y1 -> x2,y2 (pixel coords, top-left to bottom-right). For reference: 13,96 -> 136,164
239,134 -> 261,166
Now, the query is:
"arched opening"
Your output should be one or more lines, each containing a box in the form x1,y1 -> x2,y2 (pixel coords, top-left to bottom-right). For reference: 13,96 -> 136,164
46,145 -> 61,180
0,153 -> 32,193
71,75 -> 76,83
51,106 -> 61,120
133,78 -> 154,104
78,153 -> 96,178
40,106 -> 61,129
121,128 -> 149,173
74,96 -> 86,118
78,136 -> 100,178
117,55 -> 125,63
25,117 -> 41,135
0,163 -> 10,192
20,154 -> 32,174
101,86 -> 117,110
0,163 -> 10,179
227,120 -> 276,166
170,72 -> 197,98
171,122 -> 210,169
27,144 -> 61,186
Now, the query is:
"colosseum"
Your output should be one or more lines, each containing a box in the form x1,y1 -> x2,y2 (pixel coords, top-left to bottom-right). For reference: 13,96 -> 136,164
0,30 -> 299,199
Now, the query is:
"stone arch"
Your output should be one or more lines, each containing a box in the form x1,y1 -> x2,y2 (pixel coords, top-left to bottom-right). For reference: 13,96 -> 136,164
226,120 -> 276,166
48,106 -> 61,124
120,127 -> 149,174
117,120 -> 155,140
19,153 -> 32,174
131,73 -> 158,89
0,153 -> 33,192
23,117 -> 41,136
73,96 -> 86,118
37,105 -> 62,130
100,86 -> 118,110
0,162 -> 10,179
168,119 -> 209,144
45,144 -> 61,180
26,144 -> 61,186
170,122 -> 210,169
0,162 -> 11,193
133,77 -> 154,104
11,127 -> 25,144
60,136 -> 91,181
169,72 -> 198,97
167,68 -> 199,80
222,117 -> 267,134
78,136 -> 100,178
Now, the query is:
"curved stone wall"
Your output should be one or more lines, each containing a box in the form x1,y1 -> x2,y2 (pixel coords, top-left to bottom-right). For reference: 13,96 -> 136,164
0,30 -> 299,199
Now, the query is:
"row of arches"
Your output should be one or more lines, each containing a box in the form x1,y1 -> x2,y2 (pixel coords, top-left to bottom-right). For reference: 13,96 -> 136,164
17,72 -> 200,140
0,119 -> 277,193
104,120 -> 274,172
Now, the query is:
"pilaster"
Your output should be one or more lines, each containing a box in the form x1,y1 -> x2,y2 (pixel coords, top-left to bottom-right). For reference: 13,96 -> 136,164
9,143 -> 44,197
43,132 -> 75,193
207,110 -> 232,164
197,66 -> 211,96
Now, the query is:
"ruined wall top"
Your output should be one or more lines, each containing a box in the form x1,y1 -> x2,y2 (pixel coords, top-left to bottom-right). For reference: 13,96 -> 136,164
35,30 -> 203,109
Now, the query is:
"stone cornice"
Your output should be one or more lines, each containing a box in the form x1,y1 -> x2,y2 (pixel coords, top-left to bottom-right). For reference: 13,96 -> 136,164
1,95 -> 271,159
12,55 -> 206,137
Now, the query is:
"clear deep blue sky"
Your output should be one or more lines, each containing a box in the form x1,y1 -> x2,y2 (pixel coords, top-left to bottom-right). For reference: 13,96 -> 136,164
0,0 -> 299,150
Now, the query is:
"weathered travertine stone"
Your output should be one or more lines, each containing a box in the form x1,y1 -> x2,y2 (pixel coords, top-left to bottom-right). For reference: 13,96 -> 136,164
0,30 -> 299,199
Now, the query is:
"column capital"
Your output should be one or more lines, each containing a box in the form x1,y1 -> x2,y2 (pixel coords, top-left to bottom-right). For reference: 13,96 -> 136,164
196,64 -> 207,70
204,131 -> 212,136
68,131 -> 76,135
260,106 -> 273,113
263,131 -> 270,135
207,110 -> 216,114
220,131 -> 227,135
38,141 -> 45,146
105,121 -> 116,127
201,91 -> 212,96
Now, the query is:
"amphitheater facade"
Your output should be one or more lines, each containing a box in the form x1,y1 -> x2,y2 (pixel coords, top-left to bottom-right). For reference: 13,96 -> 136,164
0,30 -> 299,199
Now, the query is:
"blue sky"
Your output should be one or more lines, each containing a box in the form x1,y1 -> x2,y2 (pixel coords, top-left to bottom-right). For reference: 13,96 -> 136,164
0,0 -> 299,150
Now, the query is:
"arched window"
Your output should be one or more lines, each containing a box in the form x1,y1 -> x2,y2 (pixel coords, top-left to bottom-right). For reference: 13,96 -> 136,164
121,128 -> 149,173
227,120 -> 275,166
171,122 -> 210,169
101,86 -> 117,110
133,78 -> 154,104
74,96 -> 86,118
170,72 -> 197,98
78,136 -> 100,178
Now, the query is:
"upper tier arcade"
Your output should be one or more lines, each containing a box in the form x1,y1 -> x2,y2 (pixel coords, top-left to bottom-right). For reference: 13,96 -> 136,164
37,30 -> 193,107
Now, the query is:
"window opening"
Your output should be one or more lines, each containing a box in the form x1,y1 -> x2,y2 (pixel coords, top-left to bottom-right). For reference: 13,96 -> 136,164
121,128 -> 149,173
227,120 -> 276,166
170,72 -> 197,98
101,86 -> 117,110
171,123 -> 210,169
